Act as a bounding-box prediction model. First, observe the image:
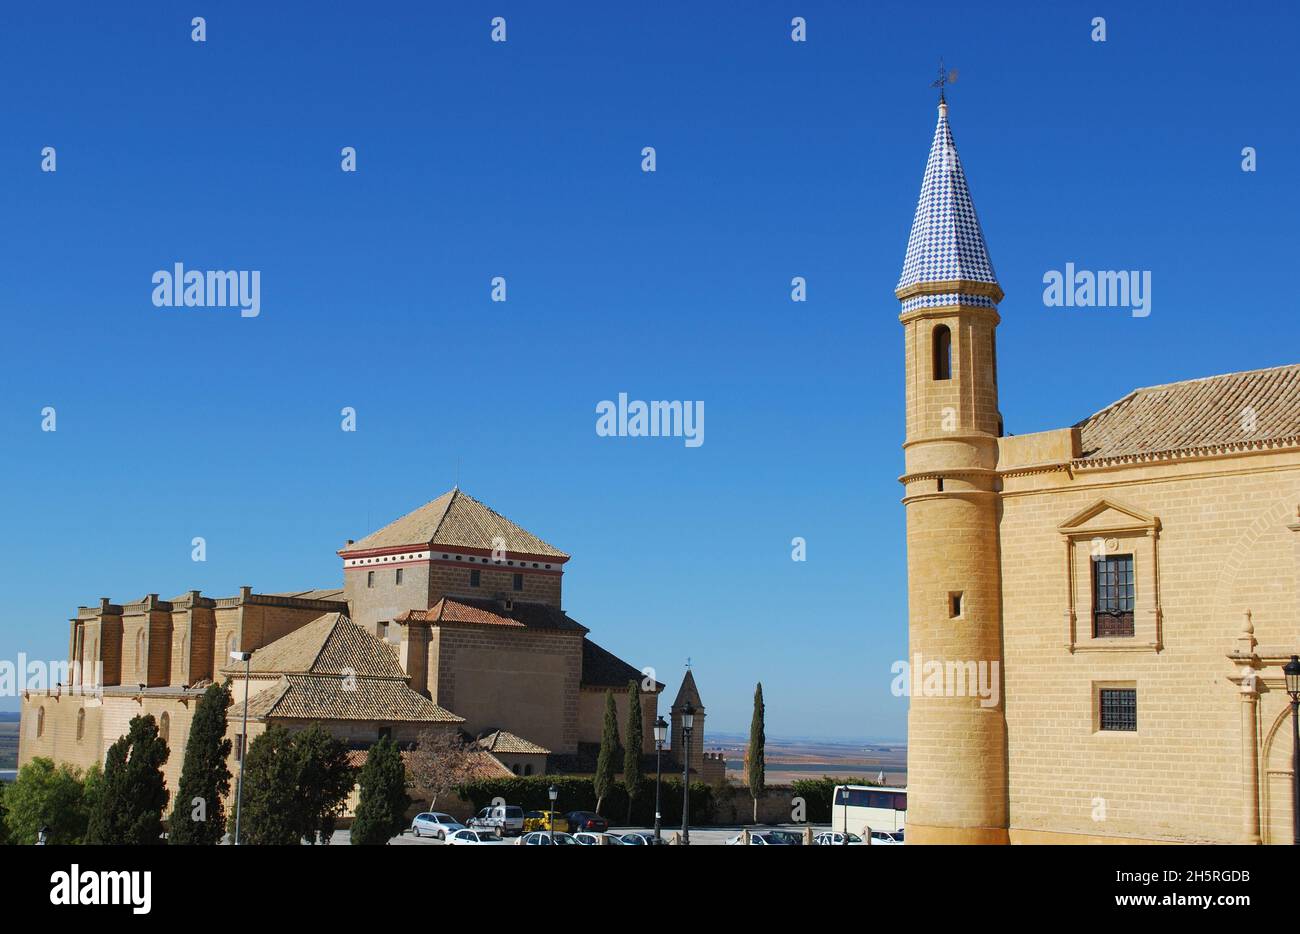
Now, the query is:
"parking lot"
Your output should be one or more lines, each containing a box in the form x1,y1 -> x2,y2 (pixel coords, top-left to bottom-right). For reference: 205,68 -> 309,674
331,825 -> 839,845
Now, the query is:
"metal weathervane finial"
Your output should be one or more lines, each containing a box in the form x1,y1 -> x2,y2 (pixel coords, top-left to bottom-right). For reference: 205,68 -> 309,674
931,58 -> 958,103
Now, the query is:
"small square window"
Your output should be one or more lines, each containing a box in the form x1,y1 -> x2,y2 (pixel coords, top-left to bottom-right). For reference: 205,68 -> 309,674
470,569 -> 481,587
513,573 -> 523,592
1099,688 -> 1137,732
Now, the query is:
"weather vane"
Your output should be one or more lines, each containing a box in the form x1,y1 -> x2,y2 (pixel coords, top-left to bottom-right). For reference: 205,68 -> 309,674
931,57 -> 958,103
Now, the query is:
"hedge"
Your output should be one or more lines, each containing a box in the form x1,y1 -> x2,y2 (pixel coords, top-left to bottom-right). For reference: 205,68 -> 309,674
789,776 -> 880,823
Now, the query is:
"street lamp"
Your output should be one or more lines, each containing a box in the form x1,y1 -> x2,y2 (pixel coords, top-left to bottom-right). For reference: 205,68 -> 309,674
547,784 -> 558,845
680,703 -> 695,845
36,826 -> 48,846
653,715 -> 668,842
230,650 -> 252,845
1284,655 -> 1300,846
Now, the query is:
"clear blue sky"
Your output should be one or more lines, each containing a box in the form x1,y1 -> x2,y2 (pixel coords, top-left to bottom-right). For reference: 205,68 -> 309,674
1,2 -> 1295,740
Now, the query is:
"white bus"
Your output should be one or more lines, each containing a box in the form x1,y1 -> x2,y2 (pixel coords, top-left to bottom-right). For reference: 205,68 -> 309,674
831,784 -> 907,841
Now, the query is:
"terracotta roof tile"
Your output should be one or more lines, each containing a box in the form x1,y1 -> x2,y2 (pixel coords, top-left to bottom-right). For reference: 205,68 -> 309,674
397,597 -> 587,634
581,639 -> 662,690
342,488 -> 568,559
474,729 -> 550,755
1076,364 -> 1300,461
245,673 -> 462,723
222,613 -> 405,679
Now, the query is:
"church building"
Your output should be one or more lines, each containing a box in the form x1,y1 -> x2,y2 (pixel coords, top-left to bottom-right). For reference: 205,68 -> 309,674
898,95 -> 1299,844
18,489 -> 719,796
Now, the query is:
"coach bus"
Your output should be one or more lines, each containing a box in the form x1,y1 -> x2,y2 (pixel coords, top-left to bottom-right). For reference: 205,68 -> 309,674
831,784 -> 907,840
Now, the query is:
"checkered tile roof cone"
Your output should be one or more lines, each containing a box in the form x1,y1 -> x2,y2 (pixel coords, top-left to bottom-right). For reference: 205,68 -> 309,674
897,103 -> 999,295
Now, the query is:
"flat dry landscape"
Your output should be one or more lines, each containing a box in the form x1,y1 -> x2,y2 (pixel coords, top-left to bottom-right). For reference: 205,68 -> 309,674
706,736 -> 907,785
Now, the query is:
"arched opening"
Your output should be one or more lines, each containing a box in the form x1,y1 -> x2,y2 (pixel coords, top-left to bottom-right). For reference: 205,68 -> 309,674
77,708 -> 85,741
933,325 -> 952,380
159,711 -> 170,745
36,706 -> 45,739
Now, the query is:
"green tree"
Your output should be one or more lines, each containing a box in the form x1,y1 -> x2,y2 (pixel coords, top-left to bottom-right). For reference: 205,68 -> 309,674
593,689 -> 620,816
3,757 -> 91,844
232,724 -> 300,844
746,682 -> 766,823
292,723 -> 354,844
86,714 -> 170,844
169,682 -> 233,844
350,737 -> 408,845
0,781 -> 8,845
623,680 -> 644,823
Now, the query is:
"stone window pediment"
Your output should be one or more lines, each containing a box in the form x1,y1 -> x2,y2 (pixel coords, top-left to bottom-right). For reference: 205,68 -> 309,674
1059,497 -> 1163,653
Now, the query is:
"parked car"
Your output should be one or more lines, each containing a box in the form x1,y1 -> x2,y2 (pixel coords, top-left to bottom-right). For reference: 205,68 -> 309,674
467,804 -> 526,837
446,828 -> 507,846
410,812 -> 464,840
573,831 -> 625,846
565,811 -> 608,833
725,831 -> 799,845
614,831 -> 668,846
518,831 -> 579,845
813,831 -> 864,846
522,810 -> 570,833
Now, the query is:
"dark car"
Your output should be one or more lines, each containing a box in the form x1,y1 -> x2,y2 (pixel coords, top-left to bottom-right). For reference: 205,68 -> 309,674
566,811 -> 608,833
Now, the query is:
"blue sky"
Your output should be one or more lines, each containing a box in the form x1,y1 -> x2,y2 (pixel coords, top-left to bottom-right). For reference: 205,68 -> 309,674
1,2 -> 1295,740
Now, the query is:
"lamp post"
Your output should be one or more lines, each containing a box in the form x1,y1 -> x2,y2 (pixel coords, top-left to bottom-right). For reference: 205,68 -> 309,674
653,715 -> 668,842
548,784 -> 558,845
231,650 -> 252,845
36,826 -> 48,846
680,703 -> 694,845
1284,655 -> 1300,846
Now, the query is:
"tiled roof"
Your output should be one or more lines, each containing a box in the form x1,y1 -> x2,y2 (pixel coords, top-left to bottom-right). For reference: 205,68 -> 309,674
222,613 -> 405,679
671,670 -> 704,710
1076,364 -> 1300,461
396,597 -> 588,634
244,674 -> 463,723
342,747 -> 510,779
265,589 -> 347,602
341,488 -> 568,558
473,729 -> 551,755
897,102 -> 999,297
581,639 -> 662,690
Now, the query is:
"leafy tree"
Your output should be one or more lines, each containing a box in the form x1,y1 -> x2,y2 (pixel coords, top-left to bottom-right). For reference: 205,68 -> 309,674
623,680 -> 644,823
407,728 -> 476,810
169,682 -> 232,844
350,736 -> 408,845
86,714 -> 170,844
593,689 -> 620,816
231,724 -> 300,844
746,682 -> 766,823
3,757 -> 91,844
0,781 -> 7,845
292,723 -> 354,845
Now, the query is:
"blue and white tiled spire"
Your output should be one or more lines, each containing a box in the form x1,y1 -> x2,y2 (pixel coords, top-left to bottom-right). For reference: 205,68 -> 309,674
896,101 -> 1001,312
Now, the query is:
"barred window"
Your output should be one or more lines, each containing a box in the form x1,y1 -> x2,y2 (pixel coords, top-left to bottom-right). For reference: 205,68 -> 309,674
1099,688 -> 1137,732
1092,553 -> 1134,637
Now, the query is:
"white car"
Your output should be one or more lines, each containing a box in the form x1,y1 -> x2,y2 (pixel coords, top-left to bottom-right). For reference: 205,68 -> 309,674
573,832 -> 624,846
725,831 -> 799,845
446,828 -> 507,846
410,812 -> 464,840
813,830 -> 902,846
615,831 -> 668,846
517,831 -> 579,846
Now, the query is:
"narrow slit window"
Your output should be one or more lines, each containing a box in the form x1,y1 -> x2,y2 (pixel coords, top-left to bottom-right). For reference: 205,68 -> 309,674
949,592 -> 963,618
933,325 -> 952,380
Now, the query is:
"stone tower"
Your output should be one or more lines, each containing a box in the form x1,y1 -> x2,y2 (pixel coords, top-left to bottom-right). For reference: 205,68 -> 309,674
896,97 -> 1009,844
670,669 -> 705,775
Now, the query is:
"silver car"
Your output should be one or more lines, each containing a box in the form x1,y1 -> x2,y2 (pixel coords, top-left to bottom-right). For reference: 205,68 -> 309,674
410,812 -> 464,840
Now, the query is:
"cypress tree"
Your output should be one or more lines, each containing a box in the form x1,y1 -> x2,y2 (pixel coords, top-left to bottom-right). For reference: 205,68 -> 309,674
350,736 -> 408,845
169,682 -> 232,844
746,682 -> 766,823
292,723 -> 355,844
86,714 -> 170,844
233,724 -> 300,845
623,680 -> 644,823
593,689 -> 620,816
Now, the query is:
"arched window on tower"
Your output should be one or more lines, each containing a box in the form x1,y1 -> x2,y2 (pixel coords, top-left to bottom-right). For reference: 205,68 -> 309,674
77,708 -> 85,741
159,711 -> 170,745
136,629 -> 147,681
932,325 -> 952,381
